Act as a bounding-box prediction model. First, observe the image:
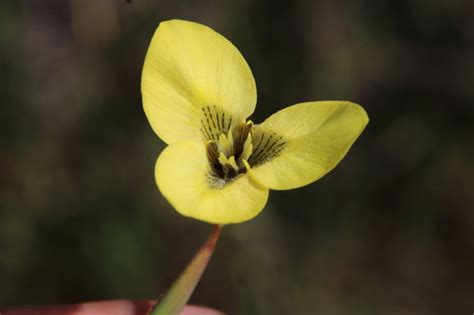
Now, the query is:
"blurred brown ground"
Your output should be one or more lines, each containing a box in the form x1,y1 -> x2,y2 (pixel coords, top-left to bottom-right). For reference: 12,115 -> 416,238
0,0 -> 473,314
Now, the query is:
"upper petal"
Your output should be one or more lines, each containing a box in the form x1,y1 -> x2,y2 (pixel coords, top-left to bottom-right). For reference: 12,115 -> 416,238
141,19 -> 257,144
155,141 -> 269,224
248,101 -> 369,190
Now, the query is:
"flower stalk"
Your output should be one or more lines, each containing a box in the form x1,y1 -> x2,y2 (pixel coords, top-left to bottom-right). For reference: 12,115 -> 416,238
149,224 -> 224,315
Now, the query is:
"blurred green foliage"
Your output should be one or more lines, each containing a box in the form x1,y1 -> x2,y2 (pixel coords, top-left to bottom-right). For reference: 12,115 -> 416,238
0,0 -> 473,314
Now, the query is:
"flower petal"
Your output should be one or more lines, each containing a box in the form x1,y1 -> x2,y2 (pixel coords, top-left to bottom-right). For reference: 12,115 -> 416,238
142,19 -> 257,144
248,101 -> 369,190
155,141 -> 268,224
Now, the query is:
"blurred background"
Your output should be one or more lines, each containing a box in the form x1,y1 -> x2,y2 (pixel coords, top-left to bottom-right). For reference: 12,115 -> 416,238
1,0 -> 473,314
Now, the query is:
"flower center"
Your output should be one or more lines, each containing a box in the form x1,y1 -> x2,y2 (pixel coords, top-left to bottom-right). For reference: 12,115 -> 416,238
200,106 -> 288,188
206,122 -> 253,185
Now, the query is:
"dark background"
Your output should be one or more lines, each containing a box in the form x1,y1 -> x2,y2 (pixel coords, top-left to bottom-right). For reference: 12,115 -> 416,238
1,0 -> 473,314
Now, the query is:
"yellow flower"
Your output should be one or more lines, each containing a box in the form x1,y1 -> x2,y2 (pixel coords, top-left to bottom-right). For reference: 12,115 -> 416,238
141,19 -> 368,224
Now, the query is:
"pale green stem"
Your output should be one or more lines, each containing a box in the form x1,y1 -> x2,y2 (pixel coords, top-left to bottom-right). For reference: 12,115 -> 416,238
149,224 -> 224,315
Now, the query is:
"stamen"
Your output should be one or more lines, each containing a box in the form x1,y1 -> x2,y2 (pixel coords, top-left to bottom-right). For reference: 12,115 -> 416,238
218,152 -> 229,167
233,121 -> 252,159
242,159 -> 251,171
240,133 -> 253,162
227,156 -> 239,172
205,118 -> 286,187
205,121 -> 253,185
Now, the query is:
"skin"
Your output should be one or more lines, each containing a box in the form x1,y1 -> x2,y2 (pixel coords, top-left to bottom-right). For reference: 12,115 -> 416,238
0,300 -> 224,315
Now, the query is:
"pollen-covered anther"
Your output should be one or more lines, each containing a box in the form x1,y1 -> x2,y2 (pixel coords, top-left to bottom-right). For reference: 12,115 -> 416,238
206,121 -> 254,184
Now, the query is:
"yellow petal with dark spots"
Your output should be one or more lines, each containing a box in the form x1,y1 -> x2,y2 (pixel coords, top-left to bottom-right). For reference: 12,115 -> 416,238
142,19 -> 257,144
248,101 -> 368,190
